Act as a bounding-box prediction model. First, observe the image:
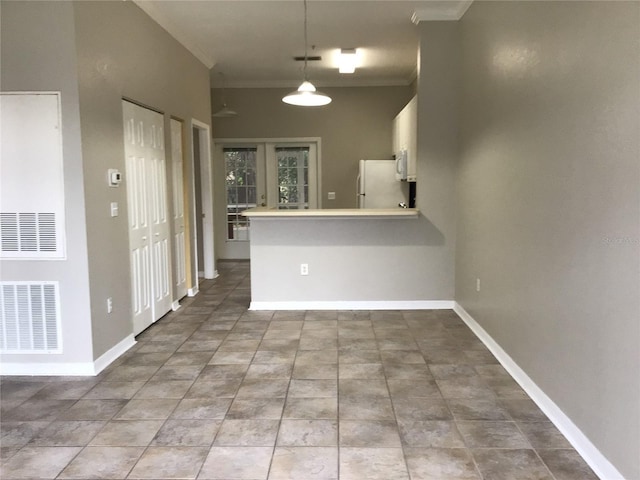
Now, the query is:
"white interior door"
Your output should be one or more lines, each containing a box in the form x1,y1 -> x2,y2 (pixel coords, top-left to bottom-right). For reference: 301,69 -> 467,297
170,119 -> 187,301
123,101 -> 172,335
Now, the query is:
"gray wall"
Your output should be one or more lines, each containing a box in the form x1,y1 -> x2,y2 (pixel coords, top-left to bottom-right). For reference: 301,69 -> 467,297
456,2 -> 640,478
73,1 -> 212,358
415,21 -> 460,302
0,1 -> 94,365
212,86 -> 414,210
249,215 -> 452,304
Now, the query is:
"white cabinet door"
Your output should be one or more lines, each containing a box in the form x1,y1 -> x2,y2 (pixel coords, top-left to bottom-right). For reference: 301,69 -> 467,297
123,101 -> 172,335
393,95 -> 418,181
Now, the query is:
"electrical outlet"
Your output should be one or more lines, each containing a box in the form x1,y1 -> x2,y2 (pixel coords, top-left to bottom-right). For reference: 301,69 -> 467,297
107,297 -> 113,313
300,264 -> 309,276
476,278 -> 481,292
327,192 -> 336,200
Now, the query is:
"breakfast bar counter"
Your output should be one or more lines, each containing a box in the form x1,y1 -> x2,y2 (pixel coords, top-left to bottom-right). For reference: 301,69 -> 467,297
241,207 -> 452,311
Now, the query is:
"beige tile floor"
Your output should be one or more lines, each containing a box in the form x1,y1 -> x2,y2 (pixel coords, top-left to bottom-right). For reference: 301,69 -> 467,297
0,261 -> 599,479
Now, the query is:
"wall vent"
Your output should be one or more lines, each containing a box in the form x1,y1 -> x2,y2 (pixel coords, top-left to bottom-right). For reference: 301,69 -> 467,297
1,93 -> 66,259
0,282 -> 61,354
1,213 -> 57,254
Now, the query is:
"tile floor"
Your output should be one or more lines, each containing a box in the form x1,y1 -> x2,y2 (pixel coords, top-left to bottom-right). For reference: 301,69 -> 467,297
0,261 -> 599,479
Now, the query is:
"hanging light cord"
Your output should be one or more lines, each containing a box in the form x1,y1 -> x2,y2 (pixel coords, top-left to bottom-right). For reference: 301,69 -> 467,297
303,0 -> 308,81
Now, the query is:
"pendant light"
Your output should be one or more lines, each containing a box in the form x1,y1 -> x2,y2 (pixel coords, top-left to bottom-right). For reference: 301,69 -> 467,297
282,0 -> 331,107
212,72 -> 238,118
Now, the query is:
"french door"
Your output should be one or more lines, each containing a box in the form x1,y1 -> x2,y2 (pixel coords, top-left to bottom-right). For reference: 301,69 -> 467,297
215,139 -> 320,259
123,101 -> 172,335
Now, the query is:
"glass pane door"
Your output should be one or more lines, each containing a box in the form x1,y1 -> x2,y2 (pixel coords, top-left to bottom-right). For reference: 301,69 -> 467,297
224,147 -> 257,241
276,147 -> 310,210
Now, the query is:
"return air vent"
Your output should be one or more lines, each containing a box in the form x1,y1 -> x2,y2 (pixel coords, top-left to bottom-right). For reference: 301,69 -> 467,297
0,282 -> 61,353
1,93 -> 66,259
1,213 -> 57,254
294,55 -> 322,62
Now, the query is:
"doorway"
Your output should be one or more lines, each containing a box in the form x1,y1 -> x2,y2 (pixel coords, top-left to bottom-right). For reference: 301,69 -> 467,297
214,138 -> 321,259
191,120 -> 217,281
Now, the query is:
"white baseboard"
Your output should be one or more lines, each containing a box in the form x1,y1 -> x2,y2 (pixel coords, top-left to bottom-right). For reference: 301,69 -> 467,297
453,302 -> 624,480
0,361 -> 97,376
92,334 -> 136,375
250,300 -> 455,311
171,300 -> 181,311
0,334 -> 136,376
187,287 -> 199,297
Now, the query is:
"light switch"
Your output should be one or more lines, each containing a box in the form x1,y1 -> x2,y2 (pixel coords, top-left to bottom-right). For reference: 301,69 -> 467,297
110,202 -> 119,217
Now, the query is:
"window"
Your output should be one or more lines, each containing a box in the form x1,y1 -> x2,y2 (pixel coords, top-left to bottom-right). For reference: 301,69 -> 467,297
224,147 -> 257,241
276,147 -> 310,210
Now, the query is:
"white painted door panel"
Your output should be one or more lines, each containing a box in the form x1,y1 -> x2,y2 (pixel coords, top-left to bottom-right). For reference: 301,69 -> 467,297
123,101 -> 171,335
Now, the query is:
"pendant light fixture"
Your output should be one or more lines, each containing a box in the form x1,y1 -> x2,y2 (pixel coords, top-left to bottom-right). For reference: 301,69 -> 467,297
282,0 -> 331,107
212,72 -> 238,118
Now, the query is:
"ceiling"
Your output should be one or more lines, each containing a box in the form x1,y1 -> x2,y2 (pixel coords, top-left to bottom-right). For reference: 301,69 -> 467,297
134,0 -> 472,88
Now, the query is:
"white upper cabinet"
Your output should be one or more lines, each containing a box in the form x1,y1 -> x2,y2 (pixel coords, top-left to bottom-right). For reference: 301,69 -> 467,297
392,95 -> 417,182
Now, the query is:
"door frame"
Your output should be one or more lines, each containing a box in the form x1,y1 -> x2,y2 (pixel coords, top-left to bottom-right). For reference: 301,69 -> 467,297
191,119 -> 217,281
213,137 -> 322,260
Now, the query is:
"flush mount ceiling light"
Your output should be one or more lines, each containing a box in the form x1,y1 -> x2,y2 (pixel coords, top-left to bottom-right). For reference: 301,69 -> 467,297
212,72 -> 237,118
282,0 -> 331,107
338,48 -> 357,74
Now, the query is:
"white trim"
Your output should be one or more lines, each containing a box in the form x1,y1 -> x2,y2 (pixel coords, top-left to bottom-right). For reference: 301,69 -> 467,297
411,0 -> 473,23
220,78 -> 412,89
171,300 -> 181,311
187,287 -> 199,297
93,334 -> 136,375
453,302 -> 625,480
250,300 -> 454,311
0,334 -> 136,376
191,119 -> 216,280
0,361 -> 96,376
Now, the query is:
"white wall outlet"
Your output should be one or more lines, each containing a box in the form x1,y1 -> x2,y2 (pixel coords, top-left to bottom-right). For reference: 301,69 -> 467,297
327,192 -> 336,200
107,297 -> 113,313
476,278 -> 481,292
300,263 -> 309,276
110,202 -> 119,217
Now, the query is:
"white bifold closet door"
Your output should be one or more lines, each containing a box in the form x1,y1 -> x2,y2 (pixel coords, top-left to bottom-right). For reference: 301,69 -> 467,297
123,101 -> 172,335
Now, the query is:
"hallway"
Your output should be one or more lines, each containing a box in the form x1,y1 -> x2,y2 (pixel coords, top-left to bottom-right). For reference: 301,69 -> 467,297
0,261 -> 597,479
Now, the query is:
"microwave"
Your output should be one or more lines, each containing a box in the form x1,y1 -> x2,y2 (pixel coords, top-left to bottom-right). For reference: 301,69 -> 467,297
395,149 -> 408,181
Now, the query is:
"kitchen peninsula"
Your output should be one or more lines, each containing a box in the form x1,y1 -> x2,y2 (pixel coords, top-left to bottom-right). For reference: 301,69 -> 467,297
242,207 -> 454,311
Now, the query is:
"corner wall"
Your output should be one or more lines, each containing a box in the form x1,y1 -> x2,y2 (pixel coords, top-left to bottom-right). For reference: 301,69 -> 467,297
415,21 -> 460,302
0,1 -> 94,369
456,2 -> 640,478
73,1 -> 212,358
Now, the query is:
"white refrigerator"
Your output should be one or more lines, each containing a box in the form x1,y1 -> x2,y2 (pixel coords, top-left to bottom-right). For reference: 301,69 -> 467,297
357,159 -> 407,208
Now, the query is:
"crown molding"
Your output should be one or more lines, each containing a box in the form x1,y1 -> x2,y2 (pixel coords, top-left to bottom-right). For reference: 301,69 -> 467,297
215,77 -> 413,89
411,0 -> 473,23
132,0 -> 215,69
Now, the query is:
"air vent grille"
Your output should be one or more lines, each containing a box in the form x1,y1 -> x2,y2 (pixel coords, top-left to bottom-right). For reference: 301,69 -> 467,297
0,282 -> 61,353
0,213 -> 58,255
294,56 -> 322,62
